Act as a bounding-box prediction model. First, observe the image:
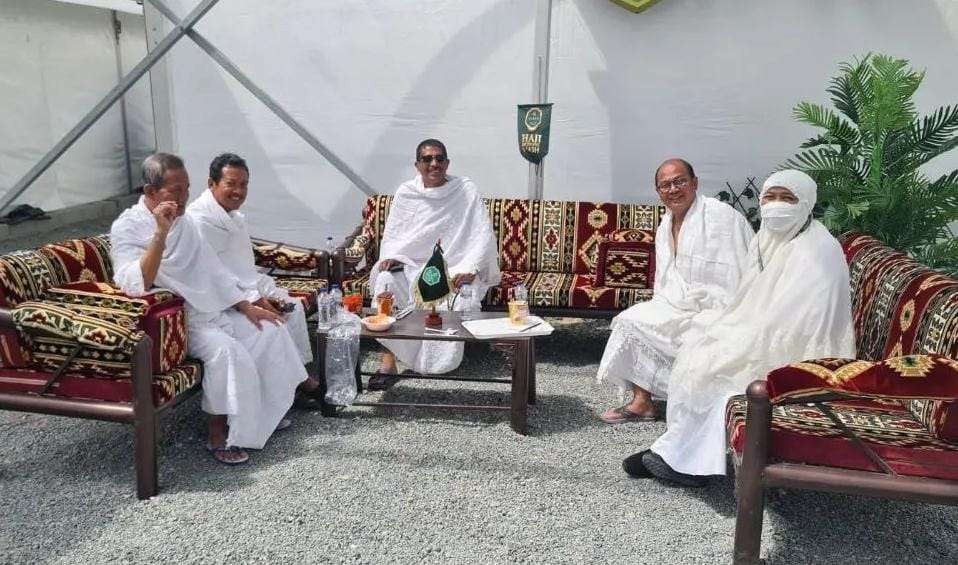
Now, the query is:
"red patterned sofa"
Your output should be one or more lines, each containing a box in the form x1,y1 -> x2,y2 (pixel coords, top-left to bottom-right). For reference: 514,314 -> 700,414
0,235 -> 327,499
727,233 -> 958,564
332,195 -> 664,317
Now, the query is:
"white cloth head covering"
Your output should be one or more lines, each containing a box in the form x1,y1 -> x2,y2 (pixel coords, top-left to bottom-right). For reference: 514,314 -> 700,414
662,169 -> 855,415
755,169 -> 817,270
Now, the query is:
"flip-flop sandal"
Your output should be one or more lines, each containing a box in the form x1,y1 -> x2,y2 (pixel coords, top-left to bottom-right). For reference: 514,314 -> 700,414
367,373 -> 401,391
600,405 -> 656,424
205,443 -> 250,465
622,449 -> 655,478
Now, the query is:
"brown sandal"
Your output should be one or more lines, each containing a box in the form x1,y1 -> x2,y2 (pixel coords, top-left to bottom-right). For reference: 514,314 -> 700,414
205,443 -> 250,465
600,405 -> 656,424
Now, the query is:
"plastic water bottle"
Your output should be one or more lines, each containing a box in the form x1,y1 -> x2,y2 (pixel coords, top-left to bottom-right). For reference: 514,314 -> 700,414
458,284 -> 474,321
325,236 -> 335,255
328,284 -> 343,323
316,289 -> 331,330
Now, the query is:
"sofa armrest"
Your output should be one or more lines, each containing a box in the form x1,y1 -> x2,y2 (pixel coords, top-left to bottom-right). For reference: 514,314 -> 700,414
251,237 -> 329,279
765,355 -> 958,405
332,223 -> 366,285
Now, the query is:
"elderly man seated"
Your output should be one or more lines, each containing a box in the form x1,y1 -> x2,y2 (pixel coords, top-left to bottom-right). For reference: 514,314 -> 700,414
110,152 -> 315,466
186,152 -> 313,387
597,159 -> 754,423
623,170 -> 856,486
368,138 -> 501,389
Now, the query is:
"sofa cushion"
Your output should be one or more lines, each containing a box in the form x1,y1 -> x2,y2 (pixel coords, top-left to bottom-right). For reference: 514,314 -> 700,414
842,233 -> 958,360
0,362 -> 201,407
726,395 -> 958,481
38,236 -> 112,284
595,239 -> 655,289
764,355 -> 958,443
0,249 -> 67,308
485,199 -> 663,275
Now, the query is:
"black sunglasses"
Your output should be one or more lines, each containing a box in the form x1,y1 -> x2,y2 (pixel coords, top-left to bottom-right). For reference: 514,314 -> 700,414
418,155 -> 448,164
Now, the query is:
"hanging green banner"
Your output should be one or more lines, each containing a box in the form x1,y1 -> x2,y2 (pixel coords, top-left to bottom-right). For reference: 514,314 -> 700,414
517,103 -> 553,164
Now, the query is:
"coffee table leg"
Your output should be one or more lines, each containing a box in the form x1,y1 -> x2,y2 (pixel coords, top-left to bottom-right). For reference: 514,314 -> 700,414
527,338 -> 537,405
315,332 -> 336,417
511,339 -> 530,435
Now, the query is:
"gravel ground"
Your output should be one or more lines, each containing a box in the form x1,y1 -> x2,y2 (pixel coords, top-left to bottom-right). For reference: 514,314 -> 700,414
2,317 -> 957,564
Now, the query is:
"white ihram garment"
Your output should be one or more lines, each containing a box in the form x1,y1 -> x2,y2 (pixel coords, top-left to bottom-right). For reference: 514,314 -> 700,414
596,196 -> 753,398
110,197 -> 307,449
187,189 -> 312,364
651,171 -> 856,476
370,175 -> 500,374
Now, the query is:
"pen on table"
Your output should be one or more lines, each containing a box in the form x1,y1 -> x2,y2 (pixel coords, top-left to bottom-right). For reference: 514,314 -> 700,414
518,321 -> 542,333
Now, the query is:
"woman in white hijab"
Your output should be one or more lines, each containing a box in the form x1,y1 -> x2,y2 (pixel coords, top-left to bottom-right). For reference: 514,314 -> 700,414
623,170 -> 856,486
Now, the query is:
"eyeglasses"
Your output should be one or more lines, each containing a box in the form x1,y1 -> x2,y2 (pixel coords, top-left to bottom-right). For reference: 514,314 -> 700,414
656,177 -> 691,193
418,155 -> 448,164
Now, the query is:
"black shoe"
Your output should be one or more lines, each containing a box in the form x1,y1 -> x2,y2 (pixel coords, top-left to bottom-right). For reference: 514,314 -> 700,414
622,449 -> 655,478
641,451 -> 708,488
367,374 -> 401,391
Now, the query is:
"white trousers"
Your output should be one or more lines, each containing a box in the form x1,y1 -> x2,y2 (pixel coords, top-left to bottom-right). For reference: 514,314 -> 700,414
650,394 -> 733,476
596,297 -> 699,399
188,309 -> 308,449
372,270 -> 481,375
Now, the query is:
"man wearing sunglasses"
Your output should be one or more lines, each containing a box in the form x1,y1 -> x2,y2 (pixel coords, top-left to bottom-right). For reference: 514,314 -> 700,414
596,158 -> 754,425
367,139 -> 501,389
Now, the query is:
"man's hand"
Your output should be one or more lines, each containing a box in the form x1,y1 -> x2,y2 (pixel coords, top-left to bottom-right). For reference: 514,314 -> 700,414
452,272 -> 477,289
254,297 -> 281,315
379,259 -> 400,272
152,201 -> 178,236
238,301 -> 284,330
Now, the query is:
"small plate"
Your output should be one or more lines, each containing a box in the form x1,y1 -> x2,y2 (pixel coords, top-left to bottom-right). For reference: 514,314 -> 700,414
361,315 -> 396,332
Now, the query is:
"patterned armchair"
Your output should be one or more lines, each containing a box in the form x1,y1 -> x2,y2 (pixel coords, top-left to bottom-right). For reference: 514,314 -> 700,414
727,234 -> 958,564
333,195 -> 664,317
0,234 -> 326,499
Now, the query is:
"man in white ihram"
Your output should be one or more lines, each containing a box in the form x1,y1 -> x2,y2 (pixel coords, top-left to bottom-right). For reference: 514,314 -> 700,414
596,159 -> 754,423
624,170 -> 855,487
111,153 -> 309,466
368,139 -> 500,389
186,152 -> 313,370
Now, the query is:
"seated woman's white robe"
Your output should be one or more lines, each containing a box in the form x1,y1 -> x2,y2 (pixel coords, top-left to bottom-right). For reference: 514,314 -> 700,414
110,198 -> 307,449
651,221 -> 855,476
597,196 -> 753,398
370,175 -> 500,374
187,189 -> 312,365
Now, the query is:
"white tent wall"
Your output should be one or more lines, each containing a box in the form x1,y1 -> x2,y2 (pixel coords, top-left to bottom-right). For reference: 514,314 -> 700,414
545,0 -> 958,203
158,0 -> 958,245
160,0 -> 536,246
0,0 -> 155,212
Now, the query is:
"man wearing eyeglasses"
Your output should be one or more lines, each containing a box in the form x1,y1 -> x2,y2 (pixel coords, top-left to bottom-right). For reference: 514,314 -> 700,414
367,139 -> 501,388
596,159 -> 754,424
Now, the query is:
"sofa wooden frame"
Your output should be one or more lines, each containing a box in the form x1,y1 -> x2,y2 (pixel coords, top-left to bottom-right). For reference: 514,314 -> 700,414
0,309 -> 199,499
730,380 -> 958,564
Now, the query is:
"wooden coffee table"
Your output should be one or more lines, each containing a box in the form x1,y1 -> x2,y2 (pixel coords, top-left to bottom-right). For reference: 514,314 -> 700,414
315,310 -> 537,434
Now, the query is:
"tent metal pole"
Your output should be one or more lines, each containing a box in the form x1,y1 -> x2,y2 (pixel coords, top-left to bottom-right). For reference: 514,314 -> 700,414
112,10 -> 135,194
146,0 -> 377,197
528,0 -> 552,201
0,0 -> 221,215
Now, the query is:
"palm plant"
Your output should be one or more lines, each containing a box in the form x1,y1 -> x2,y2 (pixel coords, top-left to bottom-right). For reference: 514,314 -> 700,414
785,53 -> 958,275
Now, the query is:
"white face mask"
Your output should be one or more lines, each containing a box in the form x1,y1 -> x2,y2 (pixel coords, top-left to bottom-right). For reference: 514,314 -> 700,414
760,201 -> 802,233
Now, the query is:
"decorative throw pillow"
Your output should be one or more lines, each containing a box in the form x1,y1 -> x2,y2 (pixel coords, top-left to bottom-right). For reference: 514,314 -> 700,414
595,239 -> 656,289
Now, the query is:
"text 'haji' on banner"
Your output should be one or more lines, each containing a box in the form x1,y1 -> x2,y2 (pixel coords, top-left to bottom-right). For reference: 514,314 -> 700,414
517,103 -> 553,164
